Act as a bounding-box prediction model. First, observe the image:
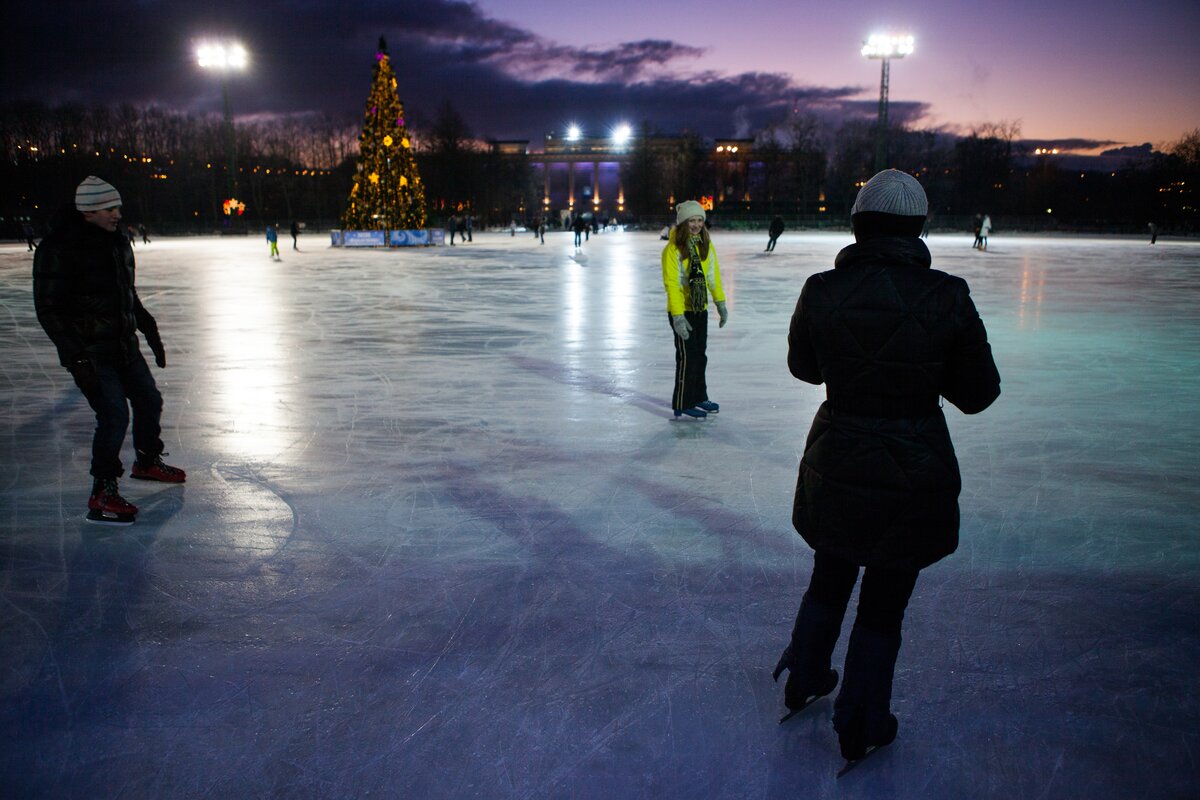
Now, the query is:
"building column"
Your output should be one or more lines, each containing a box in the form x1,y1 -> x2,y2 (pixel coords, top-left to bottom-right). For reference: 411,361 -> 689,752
592,161 -> 601,211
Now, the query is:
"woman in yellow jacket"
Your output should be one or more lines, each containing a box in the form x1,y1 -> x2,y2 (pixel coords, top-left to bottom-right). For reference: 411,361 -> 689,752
663,201 -> 728,419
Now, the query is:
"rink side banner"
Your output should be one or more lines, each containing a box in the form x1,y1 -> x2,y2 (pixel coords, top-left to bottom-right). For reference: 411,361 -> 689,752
340,230 -> 387,247
330,229 -> 444,247
390,229 -> 429,247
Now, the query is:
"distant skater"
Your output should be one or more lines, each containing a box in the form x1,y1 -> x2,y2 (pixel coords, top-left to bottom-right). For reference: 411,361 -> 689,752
266,224 -> 281,260
774,169 -> 1000,769
23,222 -> 36,251
971,213 -> 983,249
139,223 -> 150,244
978,214 -> 992,251
33,176 -> 187,526
1149,222 -> 1158,245
766,215 -> 785,252
663,200 -> 728,420
290,221 -> 300,250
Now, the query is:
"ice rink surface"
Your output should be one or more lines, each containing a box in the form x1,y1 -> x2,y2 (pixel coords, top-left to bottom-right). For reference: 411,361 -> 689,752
1,228 -> 1198,798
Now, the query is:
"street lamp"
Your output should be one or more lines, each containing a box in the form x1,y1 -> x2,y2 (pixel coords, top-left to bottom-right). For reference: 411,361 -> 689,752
861,34 -> 913,172
196,41 -> 248,209
611,123 -> 632,149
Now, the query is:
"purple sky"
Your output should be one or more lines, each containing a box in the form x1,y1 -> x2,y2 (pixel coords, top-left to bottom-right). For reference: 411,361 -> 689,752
3,0 -> 1197,152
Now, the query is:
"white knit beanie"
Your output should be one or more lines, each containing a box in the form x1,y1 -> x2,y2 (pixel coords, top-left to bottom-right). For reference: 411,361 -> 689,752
76,176 -> 122,211
675,200 -> 705,225
851,169 -> 927,216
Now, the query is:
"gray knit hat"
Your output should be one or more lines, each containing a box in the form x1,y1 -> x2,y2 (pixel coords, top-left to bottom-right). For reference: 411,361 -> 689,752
675,200 -> 705,224
76,176 -> 122,211
851,169 -> 927,216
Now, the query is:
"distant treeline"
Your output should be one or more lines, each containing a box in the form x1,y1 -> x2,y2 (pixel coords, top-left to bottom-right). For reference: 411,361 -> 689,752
2,101 -> 1196,235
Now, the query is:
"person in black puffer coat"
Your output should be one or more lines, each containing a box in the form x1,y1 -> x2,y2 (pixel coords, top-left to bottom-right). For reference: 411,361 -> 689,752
33,176 -> 186,525
772,169 -> 1000,764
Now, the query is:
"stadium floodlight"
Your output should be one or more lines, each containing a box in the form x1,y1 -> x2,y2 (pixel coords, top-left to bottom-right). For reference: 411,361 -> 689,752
196,42 -> 248,71
197,40 -> 249,204
566,124 -> 582,141
861,34 -> 914,60
861,33 -> 914,171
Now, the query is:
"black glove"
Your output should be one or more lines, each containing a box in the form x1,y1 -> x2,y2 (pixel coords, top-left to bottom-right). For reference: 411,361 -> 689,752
144,328 -> 166,368
67,359 -> 101,394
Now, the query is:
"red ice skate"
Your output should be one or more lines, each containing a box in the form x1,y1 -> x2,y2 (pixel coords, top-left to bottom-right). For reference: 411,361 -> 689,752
130,453 -> 186,483
86,477 -> 138,525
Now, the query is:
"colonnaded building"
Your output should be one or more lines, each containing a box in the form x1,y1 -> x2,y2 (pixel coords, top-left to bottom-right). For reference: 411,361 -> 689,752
490,131 -> 827,223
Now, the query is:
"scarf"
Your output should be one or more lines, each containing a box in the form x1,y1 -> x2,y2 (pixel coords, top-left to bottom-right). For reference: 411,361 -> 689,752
687,235 -> 707,312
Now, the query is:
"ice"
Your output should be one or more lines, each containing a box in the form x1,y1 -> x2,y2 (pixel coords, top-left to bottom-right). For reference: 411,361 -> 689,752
1,229 -> 1198,798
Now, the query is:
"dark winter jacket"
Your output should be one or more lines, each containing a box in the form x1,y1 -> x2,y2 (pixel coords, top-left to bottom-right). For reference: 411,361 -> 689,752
769,217 -> 785,238
787,236 -> 1000,570
33,208 -> 158,367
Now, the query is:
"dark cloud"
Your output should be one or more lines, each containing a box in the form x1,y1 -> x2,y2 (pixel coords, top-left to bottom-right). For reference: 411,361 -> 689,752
1100,143 -> 1155,157
0,0 -> 898,143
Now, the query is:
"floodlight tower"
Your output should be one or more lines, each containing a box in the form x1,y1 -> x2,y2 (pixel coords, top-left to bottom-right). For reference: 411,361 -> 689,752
196,41 -> 248,202
861,34 -> 914,172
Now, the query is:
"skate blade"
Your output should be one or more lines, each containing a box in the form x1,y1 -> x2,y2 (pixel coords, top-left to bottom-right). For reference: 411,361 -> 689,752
836,745 -> 882,778
86,510 -> 135,526
778,694 -> 821,724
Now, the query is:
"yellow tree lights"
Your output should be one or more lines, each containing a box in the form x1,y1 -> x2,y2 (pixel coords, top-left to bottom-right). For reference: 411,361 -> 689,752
340,37 -> 427,230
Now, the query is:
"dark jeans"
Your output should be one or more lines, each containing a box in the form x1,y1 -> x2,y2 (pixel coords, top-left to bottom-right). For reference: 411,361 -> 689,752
802,550 -> 917,635
74,353 -> 164,479
786,549 -> 919,733
670,310 -> 709,410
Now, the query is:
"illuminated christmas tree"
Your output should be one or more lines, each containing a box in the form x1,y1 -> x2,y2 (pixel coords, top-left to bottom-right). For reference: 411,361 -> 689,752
341,37 -> 427,230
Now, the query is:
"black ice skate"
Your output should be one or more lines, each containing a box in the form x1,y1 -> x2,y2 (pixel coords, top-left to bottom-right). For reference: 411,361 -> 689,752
86,477 -> 138,526
836,712 -> 898,777
773,647 -> 838,724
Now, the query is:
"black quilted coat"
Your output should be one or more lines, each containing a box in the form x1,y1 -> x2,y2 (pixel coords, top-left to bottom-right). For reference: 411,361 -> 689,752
33,209 -> 158,367
788,236 -> 1000,570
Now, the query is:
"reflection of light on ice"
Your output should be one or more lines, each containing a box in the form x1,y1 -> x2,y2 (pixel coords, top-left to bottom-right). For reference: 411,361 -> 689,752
605,238 -> 636,381
203,265 -> 292,459
1018,256 -> 1045,330
561,254 -> 584,349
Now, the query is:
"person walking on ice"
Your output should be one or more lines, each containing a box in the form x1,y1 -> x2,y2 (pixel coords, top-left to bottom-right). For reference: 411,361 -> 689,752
662,200 -> 728,419
33,176 -> 187,525
773,169 -> 1000,771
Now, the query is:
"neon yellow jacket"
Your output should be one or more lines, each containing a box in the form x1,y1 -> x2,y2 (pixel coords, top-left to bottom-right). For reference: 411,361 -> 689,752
662,234 -> 725,315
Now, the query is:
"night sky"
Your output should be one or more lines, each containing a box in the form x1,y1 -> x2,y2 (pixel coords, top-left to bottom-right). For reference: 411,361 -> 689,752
2,0 -> 1197,151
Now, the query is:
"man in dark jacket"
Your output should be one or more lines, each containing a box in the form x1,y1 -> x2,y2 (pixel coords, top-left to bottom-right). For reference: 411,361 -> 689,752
33,176 -> 186,525
772,169 -> 1000,765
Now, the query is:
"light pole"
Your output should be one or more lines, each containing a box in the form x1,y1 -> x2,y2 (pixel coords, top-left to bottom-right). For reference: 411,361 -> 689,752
196,41 -> 248,210
861,34 -> 913,172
